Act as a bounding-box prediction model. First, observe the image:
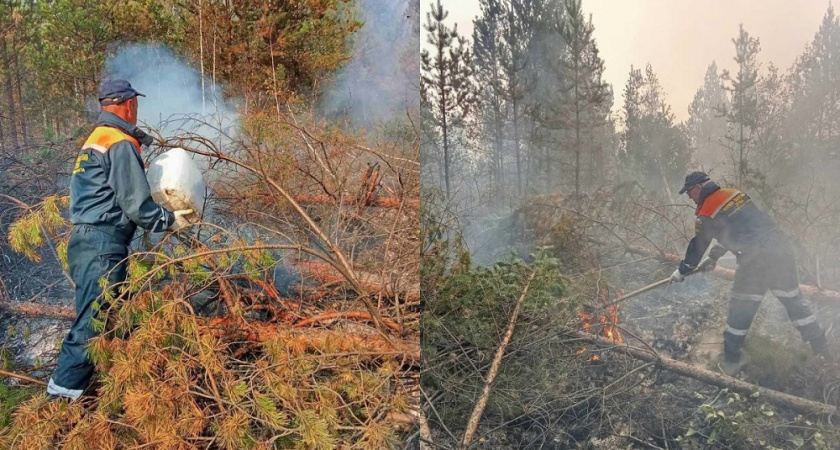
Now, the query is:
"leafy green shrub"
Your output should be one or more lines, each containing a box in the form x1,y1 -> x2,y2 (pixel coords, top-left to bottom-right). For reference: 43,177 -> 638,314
422,252 -> 580,431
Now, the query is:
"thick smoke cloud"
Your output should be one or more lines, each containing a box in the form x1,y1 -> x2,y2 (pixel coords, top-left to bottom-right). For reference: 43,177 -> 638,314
320,0 -> 420,126
102,43 -> 238,141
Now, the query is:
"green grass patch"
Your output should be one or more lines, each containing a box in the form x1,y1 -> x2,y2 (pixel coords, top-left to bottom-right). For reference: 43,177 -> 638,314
0,382 -> 40,429
743,332 -> 809,389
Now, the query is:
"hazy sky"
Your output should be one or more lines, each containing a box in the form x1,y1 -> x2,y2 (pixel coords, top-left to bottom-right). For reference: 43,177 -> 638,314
422,0 -> 834,122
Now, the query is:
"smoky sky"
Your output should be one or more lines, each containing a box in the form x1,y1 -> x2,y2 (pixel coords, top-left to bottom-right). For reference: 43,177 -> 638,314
424,0 -> 833,122
320,0 -> 420,125
102,43 -> 238,140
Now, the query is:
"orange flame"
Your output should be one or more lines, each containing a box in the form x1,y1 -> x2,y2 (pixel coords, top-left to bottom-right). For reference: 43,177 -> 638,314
578,291 -> 624,361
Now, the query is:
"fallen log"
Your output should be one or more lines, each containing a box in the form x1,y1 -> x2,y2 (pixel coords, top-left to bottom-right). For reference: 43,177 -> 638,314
573,330 -> 837,417
615,243 -> 840,302
297,260 -> 420,303
0,301 -> 75,320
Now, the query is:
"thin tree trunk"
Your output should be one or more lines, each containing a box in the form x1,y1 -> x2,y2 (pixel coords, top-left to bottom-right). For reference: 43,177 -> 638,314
658,159 -> 675,203
12,34 -> 28,144
575,106 -> 581,197
199,0 -> 205,114
1,37 -> 19,148
513,96 -> 522,195
442,108 -> 450,199
495,106 -> 504,196
0,99 -> 5,146
460,271 -> 537,449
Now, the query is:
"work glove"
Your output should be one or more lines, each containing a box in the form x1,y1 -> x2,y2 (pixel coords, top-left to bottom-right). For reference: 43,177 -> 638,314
669,268 -> 685,283
168,209 -> 195,231
708,244 -> 728,261
138,133 -> 154,146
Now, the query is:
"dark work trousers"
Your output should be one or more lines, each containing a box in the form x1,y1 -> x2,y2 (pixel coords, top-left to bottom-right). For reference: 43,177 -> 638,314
723,235 -> 826,361
47,225 -> 131,399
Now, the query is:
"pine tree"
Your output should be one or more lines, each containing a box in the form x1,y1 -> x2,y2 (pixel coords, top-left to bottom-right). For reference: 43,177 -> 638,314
621,64 -> 690,200
556,0 -> 610,196
620,65 -> 644,178
421,0 -> 476,199
473,0 -> 509,197
501,0 -> 540,195
788,4 -> 840,163
687,61 -> 730,174
520,0 -> 563,193
721,24 -> 761,189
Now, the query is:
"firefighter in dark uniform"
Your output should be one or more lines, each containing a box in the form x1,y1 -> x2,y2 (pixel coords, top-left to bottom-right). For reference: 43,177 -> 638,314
47,80 -> 194,400
670,171 -> 827,372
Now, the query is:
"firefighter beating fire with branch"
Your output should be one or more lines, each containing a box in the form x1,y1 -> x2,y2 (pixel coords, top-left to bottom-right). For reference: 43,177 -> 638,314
669,171 -> 830,374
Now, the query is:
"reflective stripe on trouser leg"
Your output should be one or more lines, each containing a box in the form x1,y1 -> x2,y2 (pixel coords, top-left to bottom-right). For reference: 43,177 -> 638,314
50,226 -> 128,396
723,296 -> 762,359
775,292 -> 825,347
46,378 -> 83,400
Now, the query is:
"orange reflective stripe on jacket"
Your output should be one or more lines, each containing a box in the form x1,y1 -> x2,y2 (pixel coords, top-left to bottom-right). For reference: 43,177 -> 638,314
695,187 -> 741,218
81,126 -> 141,155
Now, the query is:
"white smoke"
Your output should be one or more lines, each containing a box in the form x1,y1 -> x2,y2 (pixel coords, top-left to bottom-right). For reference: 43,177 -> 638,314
101,43 -> 238,144
320,0 -> 420,126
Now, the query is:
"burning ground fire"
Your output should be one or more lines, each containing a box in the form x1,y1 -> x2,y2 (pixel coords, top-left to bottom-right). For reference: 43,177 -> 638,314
577,296 -> 624,361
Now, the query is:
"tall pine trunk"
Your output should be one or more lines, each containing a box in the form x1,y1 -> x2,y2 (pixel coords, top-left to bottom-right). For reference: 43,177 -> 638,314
12,34 -> 28,144
513,96 -> 521,195
1,38 -> 19,148
574,84 -> 581,197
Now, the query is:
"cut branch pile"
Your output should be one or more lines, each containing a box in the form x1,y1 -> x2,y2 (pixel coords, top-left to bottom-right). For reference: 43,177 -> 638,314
1,116 -> 421,448
0,247 -> 419,449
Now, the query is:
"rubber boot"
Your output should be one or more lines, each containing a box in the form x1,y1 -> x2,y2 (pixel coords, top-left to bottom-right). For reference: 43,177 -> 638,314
719,352 -> 750,376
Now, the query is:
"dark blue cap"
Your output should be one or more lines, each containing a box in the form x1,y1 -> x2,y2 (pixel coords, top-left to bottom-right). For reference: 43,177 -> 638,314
679,171 -> 710,194
98,79 -> 145,105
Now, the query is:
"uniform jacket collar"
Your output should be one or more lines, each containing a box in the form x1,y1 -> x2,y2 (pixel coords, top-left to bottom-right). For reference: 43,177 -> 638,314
696,181 -> 721,210
96,111 -> 153,146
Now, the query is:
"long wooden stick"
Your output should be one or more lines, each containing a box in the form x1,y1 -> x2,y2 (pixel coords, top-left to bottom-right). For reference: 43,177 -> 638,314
460,271 -> 537,449
0,369 -> 47,386
617,243 -> 840,301
601,277 -> 672,308
602,258 -> 713,308
574,330 -> 837,417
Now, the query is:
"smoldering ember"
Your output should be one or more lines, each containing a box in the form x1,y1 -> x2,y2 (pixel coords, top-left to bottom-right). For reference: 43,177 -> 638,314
421,0 -> 840,449
0,1 -> 421,449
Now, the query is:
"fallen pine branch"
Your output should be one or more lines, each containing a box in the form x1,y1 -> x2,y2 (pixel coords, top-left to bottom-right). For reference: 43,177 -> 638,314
572,329 -> 837,417
0,301 -> 74,320
205,317 -> 420,364
461,270 -> 537,449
